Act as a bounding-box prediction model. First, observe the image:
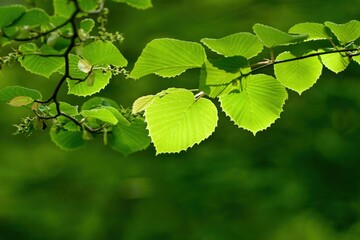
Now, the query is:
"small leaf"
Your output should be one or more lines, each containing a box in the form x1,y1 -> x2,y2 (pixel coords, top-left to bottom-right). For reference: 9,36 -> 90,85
274,51 -> 323,94
145,89 -> 218,154
201,33 -> 263,59
0,5 -> 26,27
220,74 -> 288,134
109,118 -> 151,156
78,0 -> 100,12
81,41 -> 127,67
132,95 -> 156,114
48,102 -> 79,116
81,108 -> 119,125
8,96 -> 34,107
80,18 -> 95,33
0,86 -> 42,103
86,72 -> 96,86
111,0 -> 153,9
289,22 -> 330,41
78,59 -> 92,73
319,49 -> 350,73
50,127 -> 84,151
253,23 -> 308,48
130,38 -> 206,79
325,20 -> 360,44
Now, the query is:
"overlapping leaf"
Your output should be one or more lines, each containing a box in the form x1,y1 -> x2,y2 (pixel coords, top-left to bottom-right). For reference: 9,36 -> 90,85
0,86 -> 42,104
0,5 -> 26,27
109,118 -> 151,156
201,33 -> 263,59
50,127 -> 84,151
144,89 -> 218,154
289,22 -> 330,41
325,20 -> 360,44
220,74 -> 288,134
319,49 -> 350,73
131,38 -> 206,79
274,51 -> 323,94
11,8 -> 49,27
253,23 -> 308,48
81,108 -> 119,125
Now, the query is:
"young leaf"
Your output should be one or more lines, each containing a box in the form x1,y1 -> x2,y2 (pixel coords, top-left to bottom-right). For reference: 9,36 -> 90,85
0,86 -> 42,103
8,96 -> 34,107
319,50 -> 350,73
80,18 -> 95,33
132,95 -> 156,114
144,89 -> 218,154
0,5 -> 26,27
81,108 -> 119,125
274,51 -> 323,94
81,41 -> 127,67
220,74 -> 288,135
82,97 -> 121,110
201,33 -> 263,59
253,23 -> 308,48
289,22 -> 330,41
130,38 -> 206,79
111,0 -> 153,9
109,118 -> 151,156
50,127 -> 85,151
325,20 -> 360,44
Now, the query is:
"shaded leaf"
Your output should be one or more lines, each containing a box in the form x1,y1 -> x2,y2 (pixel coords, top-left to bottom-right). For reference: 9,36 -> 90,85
48,102 -> 79,116
0,5 -> 26,27
12,8 -> 49,27
50,127 -> 84,151
0,86 -> 42,103
111,0 -> 153,9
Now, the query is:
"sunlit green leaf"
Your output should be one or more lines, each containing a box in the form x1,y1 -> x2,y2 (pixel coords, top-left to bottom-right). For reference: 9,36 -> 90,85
109,118 -> 151,156
353,54 -> 360,65
53,0 -> 75,18
50,127 -> 84,151
67,70 -> 112,96
145,89 -> 218,154
81,108 -> 119,125
289,22 -> 330,41
253,23 -> 308,48
80,18 -> 95,33
325,20 -> 360,44
132,95 -> 156,114
0,86 -> 42,103
220,74 -> 288,134
81,41 -> 127,67
112,0 -> 153,9
201,33 -> 263,59
319,49 -> 350,73
131,38 -> 206,79
48,102 -> 79,116
274,51 -> 323,94
0,5 -> 26,27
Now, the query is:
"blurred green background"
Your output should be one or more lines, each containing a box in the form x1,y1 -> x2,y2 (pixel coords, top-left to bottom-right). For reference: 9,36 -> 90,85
1,0 -> 360,239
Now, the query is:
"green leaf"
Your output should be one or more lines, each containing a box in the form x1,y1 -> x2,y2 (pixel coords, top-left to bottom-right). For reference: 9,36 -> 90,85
220,74 -> 288,134
109,118 -> 151,156
81,97 -> 121,110
319,50 -> 350,73
132,95 -> 156,114
50,127 -> 84,151
199,57 -> 249,98
67,70 -> 112,96
353,55 -> 360,65
78,0 -> 100,12
289,22 -> 330,41
131,38 -> 206,79
81,108 -> 119,125
201,33 -> 263,59
48,102 -> 79,116
53,0 -> 75,18
0,86 -> 42,103
0,5 -> 26,27
81,41 -> 127,67
18,44 -> 64,78
8,96 -> 34,107
274,51 -> 323,94
325,20 -> 360,44
78,59 -> 92,73
144,89 -> 218,154
11,8 -> 49,27
111,0 -> 153,9
253,23 -> 308,48
80,18 -> 95,33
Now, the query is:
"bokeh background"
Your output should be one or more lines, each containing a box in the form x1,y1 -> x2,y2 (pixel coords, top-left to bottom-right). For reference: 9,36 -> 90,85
1,0 -> 360,239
